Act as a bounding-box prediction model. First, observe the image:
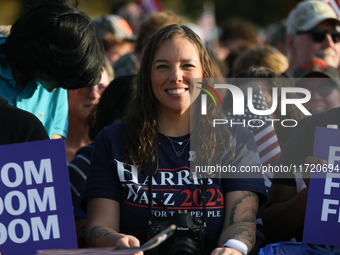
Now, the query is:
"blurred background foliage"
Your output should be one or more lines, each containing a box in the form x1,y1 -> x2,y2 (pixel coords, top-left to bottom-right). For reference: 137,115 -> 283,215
0,0 -> 301,28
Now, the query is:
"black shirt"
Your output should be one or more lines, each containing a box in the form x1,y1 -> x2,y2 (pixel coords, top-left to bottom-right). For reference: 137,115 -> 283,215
274,107 -> 340,186
0,95 -> 49,145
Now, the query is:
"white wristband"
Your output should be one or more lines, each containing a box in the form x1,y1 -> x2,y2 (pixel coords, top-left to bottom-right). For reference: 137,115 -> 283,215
223,239 -> 248,255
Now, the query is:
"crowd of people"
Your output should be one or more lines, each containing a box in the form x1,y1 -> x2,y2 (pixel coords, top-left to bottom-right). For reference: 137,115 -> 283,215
1,0 -> 340,254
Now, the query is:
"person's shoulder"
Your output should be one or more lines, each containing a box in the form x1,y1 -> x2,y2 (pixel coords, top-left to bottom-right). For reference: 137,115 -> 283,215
226,124 -> 254,140
0,95 -> 7,108
0,34 -> 6,43
113,52 -> 139,77
33,84 -> 67,98
0,96 -> 49,143
299,107 -> 340,127
54,87 -> 67,94
44,86 -> 67,98
3,104 -> 47,132
287,107 -> 340,139
96,121 -> 126,141
69,144 -> 93,172
114,53 -> 138,69
74,143 -> 93,157
275,108 -> 339,167
217,125 -> 257,155
103,121 -> 125,132
1,98 -> 44,126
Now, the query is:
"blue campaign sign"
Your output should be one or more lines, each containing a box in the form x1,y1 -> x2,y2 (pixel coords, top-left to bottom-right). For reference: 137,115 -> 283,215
0,139 -> 77,255
303,127 -> 340,246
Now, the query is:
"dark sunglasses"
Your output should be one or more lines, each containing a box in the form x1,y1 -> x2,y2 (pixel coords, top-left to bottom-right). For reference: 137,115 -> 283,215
299,84 -> 338,97
296,28 -> 340,44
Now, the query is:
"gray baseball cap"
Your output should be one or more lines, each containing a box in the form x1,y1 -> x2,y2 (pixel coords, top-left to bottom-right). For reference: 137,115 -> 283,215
287,0 -> 340,35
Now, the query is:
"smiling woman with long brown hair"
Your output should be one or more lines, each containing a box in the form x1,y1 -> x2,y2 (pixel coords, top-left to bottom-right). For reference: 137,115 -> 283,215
81,24 -> 266,255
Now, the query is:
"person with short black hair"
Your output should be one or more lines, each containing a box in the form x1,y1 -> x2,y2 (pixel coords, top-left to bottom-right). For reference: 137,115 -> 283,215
0,0 -> 104,139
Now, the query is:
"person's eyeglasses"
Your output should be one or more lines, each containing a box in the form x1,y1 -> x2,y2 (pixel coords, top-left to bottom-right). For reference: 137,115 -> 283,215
77,85 -> 107,95
300,84 -> 338,97
296,28 -> 340,44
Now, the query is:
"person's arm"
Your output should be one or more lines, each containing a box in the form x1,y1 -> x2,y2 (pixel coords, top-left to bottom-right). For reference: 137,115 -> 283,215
211,191 -> 259,255
51,88 -> 68,139
261,182 -> 306,243
261,156 -> 326,243
86,197 -> 142,254
51,134 -> 63,139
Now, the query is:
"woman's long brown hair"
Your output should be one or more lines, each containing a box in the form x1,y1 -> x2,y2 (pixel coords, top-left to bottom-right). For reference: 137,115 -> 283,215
123,24 -> 232,169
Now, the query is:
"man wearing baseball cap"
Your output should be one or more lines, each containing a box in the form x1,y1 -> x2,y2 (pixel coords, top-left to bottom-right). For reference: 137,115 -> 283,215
286,0 -> 340,77
294,57 -> 340,114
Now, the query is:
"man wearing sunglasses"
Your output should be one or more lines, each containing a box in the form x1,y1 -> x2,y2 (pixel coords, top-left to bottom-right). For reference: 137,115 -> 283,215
286,0 -> 340,77
294,57 -> 340,115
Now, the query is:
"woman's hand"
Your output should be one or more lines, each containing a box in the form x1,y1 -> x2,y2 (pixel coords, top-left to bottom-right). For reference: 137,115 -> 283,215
114,233 -> 143,255
115,233 -> 141,248
91,231 -> 143,255
211,247 -> 243,255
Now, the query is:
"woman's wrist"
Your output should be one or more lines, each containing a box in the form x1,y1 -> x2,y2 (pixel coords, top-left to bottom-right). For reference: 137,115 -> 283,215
223,239 -> 248,255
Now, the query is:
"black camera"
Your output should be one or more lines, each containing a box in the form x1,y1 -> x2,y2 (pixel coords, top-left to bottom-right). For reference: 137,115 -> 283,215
147,209 -> 205,255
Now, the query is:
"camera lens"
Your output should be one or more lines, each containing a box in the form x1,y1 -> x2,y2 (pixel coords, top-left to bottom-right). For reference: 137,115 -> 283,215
168,237 -> 199,255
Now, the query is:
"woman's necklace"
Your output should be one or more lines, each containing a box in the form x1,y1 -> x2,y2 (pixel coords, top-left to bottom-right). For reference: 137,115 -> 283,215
164,136 -> 190,146
164,134 -> 191,157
